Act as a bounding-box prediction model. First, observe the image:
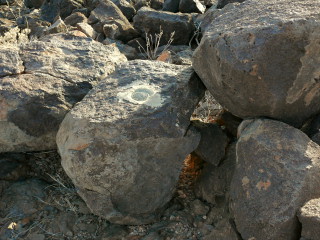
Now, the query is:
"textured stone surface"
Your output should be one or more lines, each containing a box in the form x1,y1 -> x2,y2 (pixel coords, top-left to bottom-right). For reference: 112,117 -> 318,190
179,0 -> 205,13
230,119 -> 320,240
193,0 -> 320,127
24,0 -> 45,8
0,18 -> 30,45
133,7 -> 195,46
57,60 -> 205,224
41,0 -> 84,23
194,142 -> 235,204
216,0 -> 244,8
192,121 -> 229,166
111,0 -> 136,21
162,0 -> 180,12
64,12 -> 87,26
88,0 -> 138,42
0,33 -> 126,152
298,198 -> 320,240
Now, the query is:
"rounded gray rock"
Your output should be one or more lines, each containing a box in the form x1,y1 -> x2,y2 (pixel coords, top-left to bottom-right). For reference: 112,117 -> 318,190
56,60 -> 205,225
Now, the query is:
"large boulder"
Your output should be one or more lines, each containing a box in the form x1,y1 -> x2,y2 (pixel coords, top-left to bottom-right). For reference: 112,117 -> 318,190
0,34 -> 126,152
56,60 -> 205,225
133,7 -> 195,46
230,119 -> 320,240
193,0 -> 320,127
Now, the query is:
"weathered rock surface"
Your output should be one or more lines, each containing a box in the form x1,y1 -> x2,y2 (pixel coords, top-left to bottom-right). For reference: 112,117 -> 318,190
17,12 -> 51,38
194,142 -> 235,204
56,60 -> 205,224
24,0 -> 45,9
133,7 -> 195,46
64,12 -> 87,26
203,219 -> 238,240
179,0 -> 205,14
192,121 -> 229,166
303,114 -> 320,145
44,17 -> 67,34
76,22 -> 97,39
111,0 -> 136,21
88,0 -> 138,42
298,198 -> 320,240
162,0 -> 180,12
0,18 -> 30,44
41,0 -> 84,23
0,34 -> 126,152
216,0 -> 244,8
0,179 -> 48,218
230,119 -> 320,240
193,0 -> 320,127
150,0 -> 163,10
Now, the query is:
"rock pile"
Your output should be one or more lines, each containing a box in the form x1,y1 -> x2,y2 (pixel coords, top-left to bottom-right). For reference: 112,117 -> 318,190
1,0 -> 320,239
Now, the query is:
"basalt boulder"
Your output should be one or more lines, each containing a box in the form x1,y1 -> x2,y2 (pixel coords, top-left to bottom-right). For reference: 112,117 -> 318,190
56,60 -> 205,225
0,34 -> 126,153
230,119 -> 320,240
193,0 -> 320,127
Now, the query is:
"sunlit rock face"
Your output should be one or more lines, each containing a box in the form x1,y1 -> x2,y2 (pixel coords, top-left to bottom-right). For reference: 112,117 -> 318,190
56,60 -> 205,225
193,0 -> 320,127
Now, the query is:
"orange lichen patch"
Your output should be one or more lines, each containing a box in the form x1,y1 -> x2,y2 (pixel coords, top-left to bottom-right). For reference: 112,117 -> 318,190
256,180 -> 271,191
249,64 -> 259,76
157,51 -> 171,63
69,143 -> 90,151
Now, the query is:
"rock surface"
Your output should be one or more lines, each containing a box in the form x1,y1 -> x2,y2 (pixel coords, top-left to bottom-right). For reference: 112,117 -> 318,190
216,0 -> 244,8
230,118 -> 320,240
0,33 -> 126,152
162,0 -> 180,12
41,0 -> 84,22
192,121 -> 229,166
88,0 -> 138,42
57,60 -> 205,224
133,7 -> 195,46
303,114 -> 320,145
111,0 -> 136,21
298,198 -> 320,240
194,142 -> 236,204
193,0 -> 320,127
179,0 -> 205,14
